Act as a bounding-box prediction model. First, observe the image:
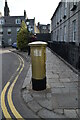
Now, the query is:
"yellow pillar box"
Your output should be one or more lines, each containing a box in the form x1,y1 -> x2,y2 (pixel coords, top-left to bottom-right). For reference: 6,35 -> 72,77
28,41 -> 47,91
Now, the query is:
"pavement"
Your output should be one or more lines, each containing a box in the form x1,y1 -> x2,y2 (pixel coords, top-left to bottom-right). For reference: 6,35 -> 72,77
10,47 -> 80,119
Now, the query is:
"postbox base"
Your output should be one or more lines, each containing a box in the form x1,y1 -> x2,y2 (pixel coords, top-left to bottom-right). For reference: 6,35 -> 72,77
32,77 -> 46,91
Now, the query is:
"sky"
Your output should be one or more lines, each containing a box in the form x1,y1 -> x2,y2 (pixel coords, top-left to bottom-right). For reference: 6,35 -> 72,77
0,0 -> 60,24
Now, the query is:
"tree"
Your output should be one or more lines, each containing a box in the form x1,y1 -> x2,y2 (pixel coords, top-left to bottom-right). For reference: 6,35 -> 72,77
17,21 -> 30,51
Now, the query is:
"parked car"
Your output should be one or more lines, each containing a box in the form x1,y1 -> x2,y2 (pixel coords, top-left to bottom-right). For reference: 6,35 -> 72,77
12,42 -> 18,49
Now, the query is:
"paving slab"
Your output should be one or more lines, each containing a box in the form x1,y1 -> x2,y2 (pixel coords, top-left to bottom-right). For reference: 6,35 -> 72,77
53,93 -> 78,109
38,108 -> 66,118
64,109 -> 78,118
22,48 -> 79,118
27,101 -> 42,113
23,92 -> 33,103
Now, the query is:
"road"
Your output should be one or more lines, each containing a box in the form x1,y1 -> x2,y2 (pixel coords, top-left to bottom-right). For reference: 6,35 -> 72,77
1,48 -> 38,119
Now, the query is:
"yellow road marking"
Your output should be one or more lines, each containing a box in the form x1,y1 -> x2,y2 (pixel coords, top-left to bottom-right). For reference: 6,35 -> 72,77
16,57 -> 21,72
7,55 -> 24,119
1,82 -> 12,119
1,53 -> 23,119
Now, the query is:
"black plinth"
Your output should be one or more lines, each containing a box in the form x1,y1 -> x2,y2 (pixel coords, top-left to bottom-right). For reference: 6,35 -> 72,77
32,77 -> 46,91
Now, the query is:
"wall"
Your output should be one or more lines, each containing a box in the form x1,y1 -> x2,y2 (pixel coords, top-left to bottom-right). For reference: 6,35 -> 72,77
50,1 -> 80,71
36,33 -> 51,42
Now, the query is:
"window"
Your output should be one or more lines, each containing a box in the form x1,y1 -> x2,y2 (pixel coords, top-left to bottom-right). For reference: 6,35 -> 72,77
28,25 -> 33,32
60,4 -> 63,22
57,10 -> 59,22
8,38 -> 12,45
57,10 -> 59,24
0,19 -> 4,25
0,28 -> 3,35
17,28 -> 20,32
28,25 -> 31,32
51,31 -> 53,41
43,26 -> 46,30
26,22 -> 29,25
64,3 -> 67,15
60,5 -> 62,21
60,28 -> 63,42
57,29 -> 59,41
63,26 -> 66,42
31,27 -> 33,31
71,0 -> 77,11
59,7 -> 61,22
15,19 -> 21,24
7,28 -> 11,35
63,1 -> 67,18
52,32 -> 55,41
56,13 -> 58,24
73,0 -> 77,5
55,31 -> 56,41
73,20 -> 76,42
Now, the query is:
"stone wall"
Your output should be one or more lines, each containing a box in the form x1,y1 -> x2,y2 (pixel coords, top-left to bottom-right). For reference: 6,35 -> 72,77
36,33 -> 51,42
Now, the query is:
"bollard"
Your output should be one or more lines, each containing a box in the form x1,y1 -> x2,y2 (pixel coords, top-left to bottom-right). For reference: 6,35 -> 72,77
28,41 -> 47,91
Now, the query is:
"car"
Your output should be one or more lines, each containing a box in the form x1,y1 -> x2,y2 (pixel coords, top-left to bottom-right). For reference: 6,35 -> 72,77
12,42 -> 18,49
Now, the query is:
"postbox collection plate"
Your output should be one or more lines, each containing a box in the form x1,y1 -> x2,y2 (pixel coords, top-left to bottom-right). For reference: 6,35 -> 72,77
34,49 -> 42,57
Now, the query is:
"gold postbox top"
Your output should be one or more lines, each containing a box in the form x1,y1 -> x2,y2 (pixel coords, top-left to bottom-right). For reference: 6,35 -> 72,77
28,41 -> 47,47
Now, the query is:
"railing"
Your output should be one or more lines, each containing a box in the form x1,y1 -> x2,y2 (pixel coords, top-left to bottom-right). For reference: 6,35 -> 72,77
48,41 -> 80,71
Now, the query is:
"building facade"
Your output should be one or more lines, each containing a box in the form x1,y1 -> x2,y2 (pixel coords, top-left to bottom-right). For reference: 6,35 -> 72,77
50,0 -> 80,70
51,1 -> 80,45
0,16 -> 26,46
0,0 -> 26,46
0,0 -> 36,46
37,22 -> 50,33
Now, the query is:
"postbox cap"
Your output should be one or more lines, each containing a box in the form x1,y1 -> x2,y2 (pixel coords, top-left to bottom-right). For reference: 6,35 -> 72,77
28,41 -> 47,47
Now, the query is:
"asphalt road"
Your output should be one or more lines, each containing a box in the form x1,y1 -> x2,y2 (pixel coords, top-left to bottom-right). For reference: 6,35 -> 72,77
2,51 -> 19,89
1,48 -> 38,119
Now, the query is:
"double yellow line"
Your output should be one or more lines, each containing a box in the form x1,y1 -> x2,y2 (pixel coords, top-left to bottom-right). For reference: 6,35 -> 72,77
1,54 -> 24,119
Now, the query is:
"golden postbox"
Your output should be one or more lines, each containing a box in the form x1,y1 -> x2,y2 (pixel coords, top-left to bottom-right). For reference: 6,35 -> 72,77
28,41 -> 47,91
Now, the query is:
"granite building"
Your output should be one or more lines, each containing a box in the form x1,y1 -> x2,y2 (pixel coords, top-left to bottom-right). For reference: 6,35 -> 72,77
50,0 -> 80,70
0,0 -> 36,46
37,22 -> 50,33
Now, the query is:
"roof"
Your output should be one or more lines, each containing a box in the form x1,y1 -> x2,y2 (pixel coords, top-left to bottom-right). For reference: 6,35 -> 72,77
0,16 -> 24,19
26,18 -> 35,22
51,1 -> 61,20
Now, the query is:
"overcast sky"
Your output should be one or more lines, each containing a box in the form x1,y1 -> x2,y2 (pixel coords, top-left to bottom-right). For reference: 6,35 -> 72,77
0,0 -> 60,24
